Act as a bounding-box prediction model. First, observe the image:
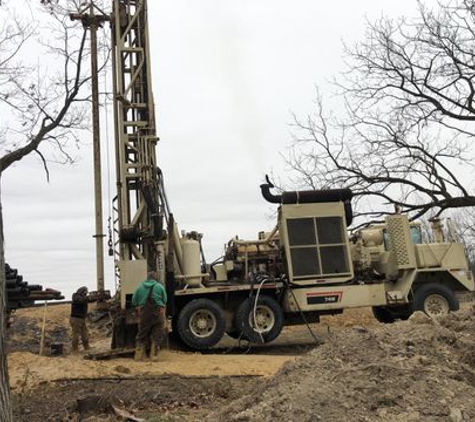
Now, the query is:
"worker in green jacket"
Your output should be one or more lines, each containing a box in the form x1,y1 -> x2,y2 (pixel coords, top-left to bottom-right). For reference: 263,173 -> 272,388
132,271 -> 167,361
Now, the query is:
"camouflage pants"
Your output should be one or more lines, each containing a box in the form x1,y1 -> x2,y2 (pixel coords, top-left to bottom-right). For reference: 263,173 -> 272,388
136,307 -> 165,348
70,316 -> 90,351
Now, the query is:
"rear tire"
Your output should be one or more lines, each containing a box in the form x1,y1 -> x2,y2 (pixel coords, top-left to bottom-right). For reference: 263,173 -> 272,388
234,295 -> 284,344
177,299 -> 226,350
372,304 -> 413,323
372,306 -> 397,324
413,283 -> 459,317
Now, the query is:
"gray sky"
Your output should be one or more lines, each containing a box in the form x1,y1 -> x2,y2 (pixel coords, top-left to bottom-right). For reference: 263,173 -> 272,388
2,0 -> 419,300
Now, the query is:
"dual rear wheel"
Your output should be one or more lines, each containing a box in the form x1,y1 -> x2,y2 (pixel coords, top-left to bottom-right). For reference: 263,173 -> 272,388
176,296 -> 284,350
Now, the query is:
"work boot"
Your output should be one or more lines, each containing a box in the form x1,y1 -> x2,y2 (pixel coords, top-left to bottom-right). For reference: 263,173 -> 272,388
83,340 -> 91,351
134,344 -> 146,361
150,341 -> 160,361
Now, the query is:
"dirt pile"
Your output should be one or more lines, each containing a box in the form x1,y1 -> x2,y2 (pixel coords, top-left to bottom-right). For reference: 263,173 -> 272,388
211,308 -> 475,422
13,303 -> 475,421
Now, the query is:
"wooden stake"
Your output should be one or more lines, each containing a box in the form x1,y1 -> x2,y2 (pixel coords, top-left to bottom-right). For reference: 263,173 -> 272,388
39,301 -> 47,356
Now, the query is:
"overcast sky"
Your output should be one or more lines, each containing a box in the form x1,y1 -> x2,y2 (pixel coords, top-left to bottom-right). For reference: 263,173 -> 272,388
2,0 -> 420,300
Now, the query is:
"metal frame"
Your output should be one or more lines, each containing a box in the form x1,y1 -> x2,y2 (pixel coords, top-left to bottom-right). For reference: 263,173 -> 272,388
111,0 -> 165,283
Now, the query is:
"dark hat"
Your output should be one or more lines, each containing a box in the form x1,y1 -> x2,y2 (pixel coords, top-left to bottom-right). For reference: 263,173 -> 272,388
76,286 -> 88,295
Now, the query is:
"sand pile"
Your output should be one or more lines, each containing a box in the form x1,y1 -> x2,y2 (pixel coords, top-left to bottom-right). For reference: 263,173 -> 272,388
211,309 -> 475,422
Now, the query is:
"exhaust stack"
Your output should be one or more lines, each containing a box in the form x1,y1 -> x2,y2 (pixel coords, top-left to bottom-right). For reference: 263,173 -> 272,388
260,176 -> 354,226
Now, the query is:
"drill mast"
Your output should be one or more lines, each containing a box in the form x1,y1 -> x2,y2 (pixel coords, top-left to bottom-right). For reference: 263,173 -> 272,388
111,0 -> 168,284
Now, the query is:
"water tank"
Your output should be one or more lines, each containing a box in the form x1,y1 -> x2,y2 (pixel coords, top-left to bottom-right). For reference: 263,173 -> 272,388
361,229 -> 384,247
180,238 -> 202,287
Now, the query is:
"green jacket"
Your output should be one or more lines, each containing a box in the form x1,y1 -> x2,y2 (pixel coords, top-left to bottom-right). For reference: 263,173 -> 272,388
131,279 -> 167,308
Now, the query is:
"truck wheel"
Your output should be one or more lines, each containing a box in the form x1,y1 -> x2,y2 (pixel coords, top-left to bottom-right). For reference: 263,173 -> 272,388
413,283 -> 459,316
234,295 -> 284,344
372,304 -> 413,323
372,306 -> 397,324
177,299 -> 226,350
392,304 -> 413,321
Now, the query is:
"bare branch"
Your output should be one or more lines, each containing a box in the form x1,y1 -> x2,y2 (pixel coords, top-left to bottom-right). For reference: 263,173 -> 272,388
288,0 -> 475,223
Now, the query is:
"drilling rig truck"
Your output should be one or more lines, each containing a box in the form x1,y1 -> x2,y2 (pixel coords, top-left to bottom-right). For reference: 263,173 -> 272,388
108,0 -> 474,351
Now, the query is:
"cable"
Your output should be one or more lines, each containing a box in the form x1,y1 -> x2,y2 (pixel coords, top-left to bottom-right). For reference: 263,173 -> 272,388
222,276 -> 268,354
288,286 -> 322,346
251,277 -> 268,344
222,332 -> 252,355
101,24 -> 116,289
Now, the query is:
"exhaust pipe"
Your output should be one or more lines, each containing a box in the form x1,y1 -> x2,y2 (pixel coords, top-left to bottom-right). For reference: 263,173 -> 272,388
260,177 -> 282,203
260,175 -> 353,226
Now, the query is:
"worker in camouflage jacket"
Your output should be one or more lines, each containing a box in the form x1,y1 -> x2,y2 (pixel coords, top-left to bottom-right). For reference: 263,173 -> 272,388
70,286 -> 90,352
132,271 -> 167,361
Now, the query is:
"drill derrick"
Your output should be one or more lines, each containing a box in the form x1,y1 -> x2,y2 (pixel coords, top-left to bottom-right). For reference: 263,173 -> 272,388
111,0 -> 167,285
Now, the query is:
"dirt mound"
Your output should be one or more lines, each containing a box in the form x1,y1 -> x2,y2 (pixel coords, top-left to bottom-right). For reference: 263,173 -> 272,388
14,303 -> 475,421
210,308 -> 475,422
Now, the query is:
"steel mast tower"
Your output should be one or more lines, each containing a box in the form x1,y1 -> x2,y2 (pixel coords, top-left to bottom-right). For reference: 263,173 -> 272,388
111,0 -> 168,298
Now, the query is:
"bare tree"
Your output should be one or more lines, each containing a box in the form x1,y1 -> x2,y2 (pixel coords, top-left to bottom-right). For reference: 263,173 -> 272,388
0,2 -> 93,419
446,208 -> 475,264
287,0 -> 475,223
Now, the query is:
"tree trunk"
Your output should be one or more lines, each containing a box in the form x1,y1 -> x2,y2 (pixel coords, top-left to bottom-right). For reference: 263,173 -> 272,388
0,175 -> 12,421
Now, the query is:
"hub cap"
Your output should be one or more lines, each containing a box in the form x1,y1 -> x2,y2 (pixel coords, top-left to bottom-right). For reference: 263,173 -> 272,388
189,309 -> 216,338
249,305 -> 275,333
423,294 -> 450,316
